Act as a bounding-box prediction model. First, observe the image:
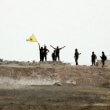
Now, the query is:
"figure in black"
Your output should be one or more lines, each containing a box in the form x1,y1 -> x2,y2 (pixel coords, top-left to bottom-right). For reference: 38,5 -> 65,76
91,52 -> 97,66
74,49 -> 81,65
38,43 -> 44,62
50,45 -> 66,61
100,51 -> 107,67
52,50 -> 56,61
43,45 -> 49,61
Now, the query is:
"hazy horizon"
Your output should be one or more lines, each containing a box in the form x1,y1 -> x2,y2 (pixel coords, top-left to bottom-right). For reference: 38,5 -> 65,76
0,0 -> 110,65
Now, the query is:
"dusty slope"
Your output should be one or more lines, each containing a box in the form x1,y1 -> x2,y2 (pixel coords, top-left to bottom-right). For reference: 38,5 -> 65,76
0,61 -> 110,110
0,61 -> 110,86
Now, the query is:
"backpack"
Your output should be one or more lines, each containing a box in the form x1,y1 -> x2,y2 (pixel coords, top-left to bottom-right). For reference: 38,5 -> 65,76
104,55 -> 107,60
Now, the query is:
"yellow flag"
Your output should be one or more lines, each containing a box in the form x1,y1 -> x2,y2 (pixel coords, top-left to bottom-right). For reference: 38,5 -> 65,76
26,34 -> 37,42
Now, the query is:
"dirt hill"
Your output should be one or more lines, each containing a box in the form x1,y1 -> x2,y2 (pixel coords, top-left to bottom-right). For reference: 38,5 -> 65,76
0,61 -> 110,110
0,61 -> 110,87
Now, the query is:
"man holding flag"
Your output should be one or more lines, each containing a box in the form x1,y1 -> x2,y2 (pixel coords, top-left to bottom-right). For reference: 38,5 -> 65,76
38,43 -> 44,62
26,34 -> 42,61
26,34 -> 49,62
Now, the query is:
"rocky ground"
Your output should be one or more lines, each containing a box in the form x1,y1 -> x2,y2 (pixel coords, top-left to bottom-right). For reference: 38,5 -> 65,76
0,61 -> 110,110
0,85 -> 110,110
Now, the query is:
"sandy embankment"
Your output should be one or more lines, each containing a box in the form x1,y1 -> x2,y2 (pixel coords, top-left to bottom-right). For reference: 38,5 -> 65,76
0,61 -> 110,87
0,61 -> 110,110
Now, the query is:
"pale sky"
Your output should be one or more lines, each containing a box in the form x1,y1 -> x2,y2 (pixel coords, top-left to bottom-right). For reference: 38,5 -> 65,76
0,0 -> 110,65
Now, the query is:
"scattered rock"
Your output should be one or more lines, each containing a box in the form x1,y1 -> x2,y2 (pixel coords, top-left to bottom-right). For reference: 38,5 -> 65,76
54,80 -> 77,86
54,82 -> 62,86
61,80 -> 77,86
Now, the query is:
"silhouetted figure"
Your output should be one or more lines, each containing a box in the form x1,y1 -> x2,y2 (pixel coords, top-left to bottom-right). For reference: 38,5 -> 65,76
38,43 -> 44,62
100,51 -> 107,67
52,50 -> 56,61
43,45 -> 49,61
50,45 -> 66,61
91,52 -> 97,66
74,49 -> 81,65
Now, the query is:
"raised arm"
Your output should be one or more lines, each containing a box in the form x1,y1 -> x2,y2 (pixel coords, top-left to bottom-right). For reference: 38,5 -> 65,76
38,43 -> 40,50
46,47 -> 49,53
59,46 -> 66,50
50,45 -> 56,49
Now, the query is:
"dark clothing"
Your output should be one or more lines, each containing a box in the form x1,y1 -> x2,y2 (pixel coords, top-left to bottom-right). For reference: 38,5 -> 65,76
56,54 -> 60,61
50,45 -> 65,61
38,43 -> 44,62
75,52 -> 79,59
39,48 -> 44,55
52,51 -> 56,61
43,47 -> 49,61
91,54 -> 97,66
44,48 -> 48,55
51,48 -> 60,61
100,54 -> 107,67
39,48 -> 44,62
75,58 -> 78,65
101,55 -> 107,61
102,60 -> 105,67
55,48 -> 60,61
74,51 -> 80,65
56,48 -> 60,55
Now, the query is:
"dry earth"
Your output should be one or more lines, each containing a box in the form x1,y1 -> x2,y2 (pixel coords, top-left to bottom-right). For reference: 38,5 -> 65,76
0,61 -> 110,110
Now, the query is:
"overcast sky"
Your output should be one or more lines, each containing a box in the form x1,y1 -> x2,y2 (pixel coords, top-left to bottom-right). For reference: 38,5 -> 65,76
0,0 -> 110,65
